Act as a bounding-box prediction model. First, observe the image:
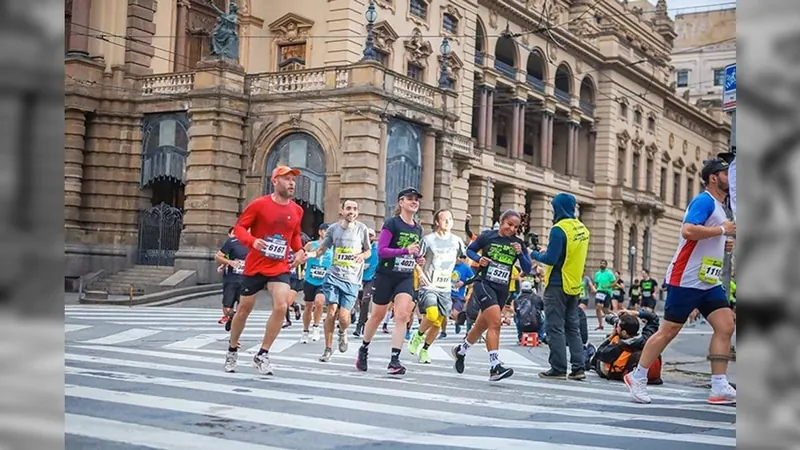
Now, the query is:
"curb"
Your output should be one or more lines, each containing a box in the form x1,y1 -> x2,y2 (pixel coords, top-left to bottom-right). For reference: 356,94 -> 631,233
79,284 -> 222,306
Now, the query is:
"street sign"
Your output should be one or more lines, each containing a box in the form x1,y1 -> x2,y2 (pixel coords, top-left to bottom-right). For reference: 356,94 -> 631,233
722,63 -> 736,111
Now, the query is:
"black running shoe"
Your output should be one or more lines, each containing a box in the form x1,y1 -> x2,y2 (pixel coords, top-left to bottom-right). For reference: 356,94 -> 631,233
355,345 -> 369,372
489,364 -> 514,382
387,359 -> 406,375
539,369 -> 567,379
568,369 -> 586,381
225,314 -> 234,332
452,345 -> 465,374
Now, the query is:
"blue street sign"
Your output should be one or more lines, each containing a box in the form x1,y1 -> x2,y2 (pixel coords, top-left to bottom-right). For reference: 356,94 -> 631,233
722,63 -> 736,111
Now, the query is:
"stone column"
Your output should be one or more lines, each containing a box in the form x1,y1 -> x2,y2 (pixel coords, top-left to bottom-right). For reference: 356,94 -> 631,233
433,134 -> 453,212
566,121 -> 576,175
477,87 -> 488,150
66,0 -> 92,57
573,123 -> 582,177
124,0 -> 157,75
339,112 -> 383,229
511,101 -> 520,159
467,176 -> 494,231
419,129 -> 437,228
486,89 -> 495,150
64,108 -> 86,231
528,193 -> 554,248
518,101 -> 527,160
500,185 -> 526,214
542,111 -> 554,168
539,113 -> 548,166
587,127 -> 597,182
175,60 -> 248,283
174,0 -> 191,71
376,116 -> 389,225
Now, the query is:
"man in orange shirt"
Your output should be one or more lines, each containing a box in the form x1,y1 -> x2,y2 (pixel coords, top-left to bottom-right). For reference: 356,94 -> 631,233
225,166 -> 307,375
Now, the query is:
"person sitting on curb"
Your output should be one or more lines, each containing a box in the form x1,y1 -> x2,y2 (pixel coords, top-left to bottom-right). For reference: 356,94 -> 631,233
590,309 -> 663,385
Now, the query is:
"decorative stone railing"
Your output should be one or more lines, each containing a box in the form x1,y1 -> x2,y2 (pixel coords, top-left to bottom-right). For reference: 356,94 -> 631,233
390,76 -> 436,109
248,67 -> 350,95
141,73 -> 195,96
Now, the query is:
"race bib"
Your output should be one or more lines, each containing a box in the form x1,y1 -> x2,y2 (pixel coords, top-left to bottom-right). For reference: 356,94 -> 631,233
485,262 -> 511,284
261,236 -> 287,260
393,254 -> 416,273
595,292 -> 607,301
334,248 -> 358,268
643,291 -> 652,298
432,270 -> 451,289
309,266 -> 327,279
233,262 -> 245,275
698,257 -> 723,284
613,289 -> 621,297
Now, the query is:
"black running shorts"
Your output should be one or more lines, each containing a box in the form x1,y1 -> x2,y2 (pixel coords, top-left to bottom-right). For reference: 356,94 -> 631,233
371,273 -> 415,306
240,273 -> 291,296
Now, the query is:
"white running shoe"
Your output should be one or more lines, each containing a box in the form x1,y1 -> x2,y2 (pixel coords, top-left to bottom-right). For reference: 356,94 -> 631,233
300,332 -> 309,344
311,327 -> 321,342
338,332 -> 349,353
708,383 -> 736,405
253,352 -> 273,375
224,350 -> 238,373
624,373 -> 651,404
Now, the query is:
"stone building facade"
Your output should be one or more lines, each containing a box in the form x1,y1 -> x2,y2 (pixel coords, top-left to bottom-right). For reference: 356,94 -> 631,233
64,0 -> 731,285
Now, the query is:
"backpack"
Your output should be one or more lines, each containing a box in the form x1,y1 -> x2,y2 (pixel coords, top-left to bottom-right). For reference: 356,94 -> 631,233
583,343 -> 597,371
514,293 -> 541,333
592,336 -> 664,385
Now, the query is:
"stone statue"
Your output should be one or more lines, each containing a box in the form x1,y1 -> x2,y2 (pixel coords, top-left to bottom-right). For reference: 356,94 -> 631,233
209,0 -> 240,61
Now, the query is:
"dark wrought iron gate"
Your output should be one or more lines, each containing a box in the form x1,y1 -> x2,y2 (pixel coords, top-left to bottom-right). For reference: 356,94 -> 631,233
136,202 -> 184,266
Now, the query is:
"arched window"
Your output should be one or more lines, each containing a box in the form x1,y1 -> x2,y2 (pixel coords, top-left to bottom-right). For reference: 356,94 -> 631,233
385,119 -> 422,217
629,225 -> 638,273
265,132 -> 326,204
613,222 -> 623,270
140,113 -> 190,191
643,227 -> 652,271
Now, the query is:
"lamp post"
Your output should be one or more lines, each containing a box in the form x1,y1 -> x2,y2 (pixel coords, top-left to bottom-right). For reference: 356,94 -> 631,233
629,245 -> 637,290
362,0 -> 378,62
438,36 -> 452,90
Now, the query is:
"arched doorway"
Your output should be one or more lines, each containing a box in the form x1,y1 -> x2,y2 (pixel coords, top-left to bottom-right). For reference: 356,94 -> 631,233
137,113 -> 188,266
385,119 -> 422,218
265,132 -> 326,238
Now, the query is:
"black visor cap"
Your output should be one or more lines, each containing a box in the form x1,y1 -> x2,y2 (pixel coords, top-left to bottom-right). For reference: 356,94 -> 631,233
397,187 -> 423,200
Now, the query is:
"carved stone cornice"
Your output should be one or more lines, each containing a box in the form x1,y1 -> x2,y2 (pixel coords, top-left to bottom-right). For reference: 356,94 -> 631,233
373,21 -> 399,54
268,13 -> 314,44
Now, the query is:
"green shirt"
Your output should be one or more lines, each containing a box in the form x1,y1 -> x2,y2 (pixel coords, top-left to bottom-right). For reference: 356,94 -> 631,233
594,269 -> 616,294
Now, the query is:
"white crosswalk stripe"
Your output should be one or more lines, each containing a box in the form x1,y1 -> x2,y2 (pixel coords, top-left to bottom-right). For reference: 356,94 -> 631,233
65,305 -> 735,449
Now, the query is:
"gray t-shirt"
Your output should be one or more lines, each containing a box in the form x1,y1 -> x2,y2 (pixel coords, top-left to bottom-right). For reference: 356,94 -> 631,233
321,221 -> 371,286
419,232 -> 467,292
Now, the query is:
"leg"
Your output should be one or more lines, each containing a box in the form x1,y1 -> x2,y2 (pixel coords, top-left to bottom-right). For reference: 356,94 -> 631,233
391,294 -> 414,350
260,282 -> 291,350
594,299 -> 605,328
323,303 -> 338,350
564,296 -> 585,376
230,294 -> 257,348
705,306 -> 736,375
542,287 -> 568,376
363,302 -> 389,343
577,306 -> 589,345
313,294 -> 324,327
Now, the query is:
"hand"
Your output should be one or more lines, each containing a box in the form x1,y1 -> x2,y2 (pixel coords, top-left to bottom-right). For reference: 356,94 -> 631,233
407,243 -> 421,256
291,250 -> 307,268
354,253 -> 365,264
217,264 -> 225,273
456,281 -> 464,288
721,221 -> 736,236
724,238 -> 735,253
511,243 -> 522,254
415,256 -> 425,266
466,213 -> 472,221
478,256 -> 491,267
252,238 -> 267,251
230,260 -> 244,269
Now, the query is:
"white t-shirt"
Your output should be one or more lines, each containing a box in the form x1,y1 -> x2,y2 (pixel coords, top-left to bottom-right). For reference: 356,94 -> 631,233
664,191 -> 727,290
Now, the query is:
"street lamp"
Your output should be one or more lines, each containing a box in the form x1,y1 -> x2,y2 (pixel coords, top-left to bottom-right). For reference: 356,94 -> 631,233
438,36 -> 452,90
629,245 -> 637,290
361,0 -> 379,62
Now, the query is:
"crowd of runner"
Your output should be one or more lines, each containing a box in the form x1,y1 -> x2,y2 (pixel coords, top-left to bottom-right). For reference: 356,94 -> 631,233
215,160 -> 737,406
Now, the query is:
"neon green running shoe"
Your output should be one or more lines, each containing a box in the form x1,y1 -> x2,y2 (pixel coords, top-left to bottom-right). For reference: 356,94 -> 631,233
408,332 -> 424,355
418,347 -> 432,364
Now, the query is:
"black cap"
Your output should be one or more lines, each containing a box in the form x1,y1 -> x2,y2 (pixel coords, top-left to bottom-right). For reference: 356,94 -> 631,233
716,151 -> 735,164
318,223 -> 329,230
701,158 -> 729,183
397,187 -> 423,200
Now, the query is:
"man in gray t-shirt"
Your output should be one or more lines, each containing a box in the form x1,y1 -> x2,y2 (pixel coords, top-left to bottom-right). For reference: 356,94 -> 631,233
309,200 -> 372,361
408,210 -> 466,364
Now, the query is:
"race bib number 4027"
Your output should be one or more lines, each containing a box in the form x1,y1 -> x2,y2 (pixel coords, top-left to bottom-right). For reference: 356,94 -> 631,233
262,236 -> 288,260
393,255 -> 416,273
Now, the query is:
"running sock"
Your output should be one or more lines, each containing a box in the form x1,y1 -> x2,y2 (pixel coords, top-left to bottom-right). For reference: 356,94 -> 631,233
303,329 -> 309,333
631,364 -> 649,381
423,342 -> 431,350
488,350 -> 501,369
362,340 -> 370,348
711,374 -> 728,390
257,348 -> 269,356
416,330 -> 424,337
458,341 -> 471,356
391,347 -> 401,361
228,346 -> 238,353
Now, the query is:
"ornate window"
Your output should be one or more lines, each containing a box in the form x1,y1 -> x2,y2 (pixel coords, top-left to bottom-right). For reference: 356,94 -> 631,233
407,62 -> 424,81
659,166 -> 667,200
409,0 -> 428,21
613,222 -> 623,271
647,114 -> 656,133
269,13 -> 314,72
618,98 -> 628,118
628,225 -> 638,272
617,147 -> 625,185
265,132 -> 326,213
443,13 -> 458,34
373,21 -> 399,68
642,227 -> 652,271
440,4 -> 463,38
140,113 -> 190,190
385,119 -> 422,217
646,156 -> 654,192
633,105 -> 643,125
686,175 -> 695,207
672,170 -> 681,206
632,153 -> 640,190
404,28 -> 432,78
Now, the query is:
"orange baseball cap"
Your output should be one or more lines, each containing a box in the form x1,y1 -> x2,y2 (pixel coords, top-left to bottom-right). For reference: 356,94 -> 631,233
271,165 -> 301,181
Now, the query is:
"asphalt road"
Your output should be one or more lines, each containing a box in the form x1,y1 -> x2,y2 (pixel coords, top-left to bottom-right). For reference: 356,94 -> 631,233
65,301 -> 736,450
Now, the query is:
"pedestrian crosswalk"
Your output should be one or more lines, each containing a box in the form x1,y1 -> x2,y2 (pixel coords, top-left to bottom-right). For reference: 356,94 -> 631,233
65,305 -> 735,449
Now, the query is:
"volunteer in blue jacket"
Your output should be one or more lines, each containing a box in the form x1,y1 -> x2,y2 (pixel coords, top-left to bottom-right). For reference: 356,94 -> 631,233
301,223 -> 333,343
532,193 -> 591,381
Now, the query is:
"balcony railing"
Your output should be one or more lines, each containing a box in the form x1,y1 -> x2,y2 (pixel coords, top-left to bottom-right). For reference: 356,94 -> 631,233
141,72 -> 195,96
248,67 -> 350,95
554,88 -> 571,105
474,51 -> 484,66
526,74 -> 545,93
494,60 -> 517,79
580,99 -> 595,116
392,76 -> 436,109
